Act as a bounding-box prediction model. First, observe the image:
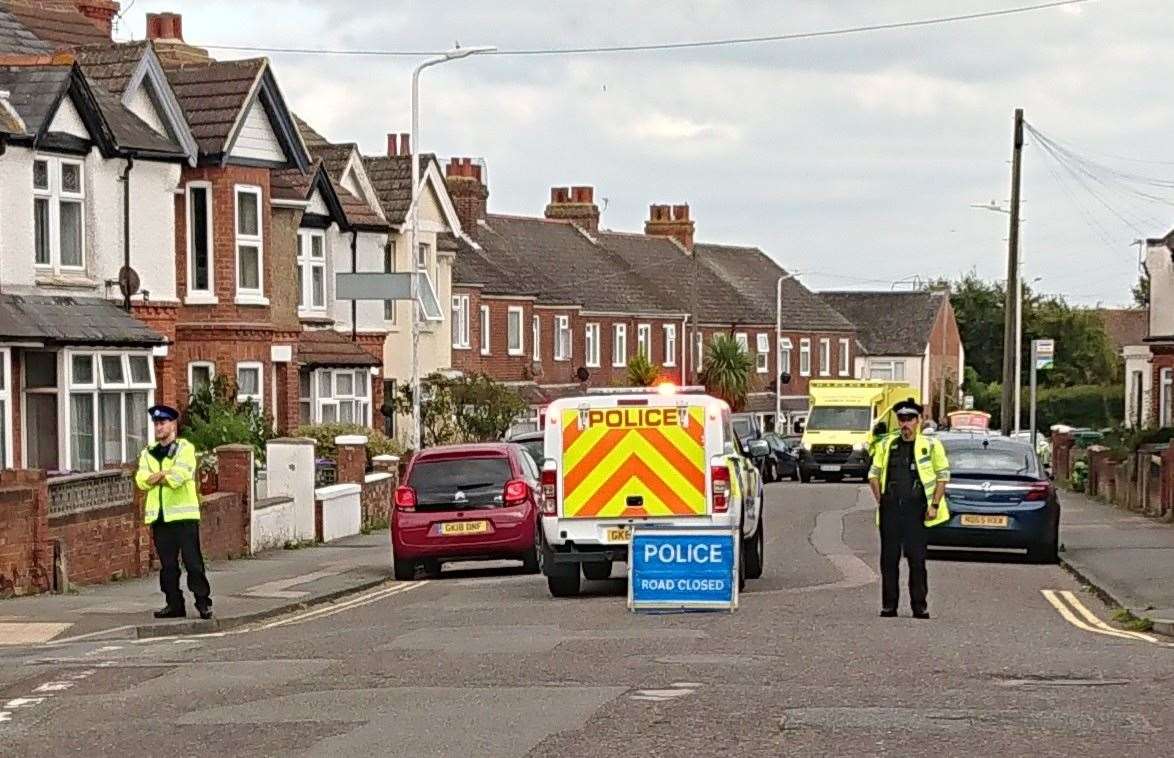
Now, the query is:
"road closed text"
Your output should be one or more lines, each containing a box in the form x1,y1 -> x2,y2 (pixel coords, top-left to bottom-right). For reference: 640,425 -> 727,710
638,577 -> 728,592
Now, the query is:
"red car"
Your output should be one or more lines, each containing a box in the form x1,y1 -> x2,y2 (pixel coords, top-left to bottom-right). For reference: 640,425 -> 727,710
391,442 -> 542,580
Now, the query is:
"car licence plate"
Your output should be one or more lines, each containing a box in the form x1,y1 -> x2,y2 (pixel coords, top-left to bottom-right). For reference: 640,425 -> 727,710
440,520 -> 490,535
605,527 -> 632,543
960,514 -> 1009,528
820,464 -> 841,472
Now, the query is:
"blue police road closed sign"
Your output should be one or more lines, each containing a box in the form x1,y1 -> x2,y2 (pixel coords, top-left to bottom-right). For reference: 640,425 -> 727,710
628,527 -> 739,611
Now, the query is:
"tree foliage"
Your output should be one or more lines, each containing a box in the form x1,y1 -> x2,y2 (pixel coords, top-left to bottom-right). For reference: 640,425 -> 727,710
393,372 -> 528,449
701,335 -> 753,411
1133,275 -> 1150,308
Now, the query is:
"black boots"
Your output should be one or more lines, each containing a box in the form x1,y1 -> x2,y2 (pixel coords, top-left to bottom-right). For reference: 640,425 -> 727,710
154,606 -> 186,619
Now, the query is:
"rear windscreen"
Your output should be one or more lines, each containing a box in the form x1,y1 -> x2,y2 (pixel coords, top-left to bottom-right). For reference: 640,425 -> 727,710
733,417 -> 755,439
409,457 -> 512,508
943,444 -> 1036,476
806,406 -> 871,431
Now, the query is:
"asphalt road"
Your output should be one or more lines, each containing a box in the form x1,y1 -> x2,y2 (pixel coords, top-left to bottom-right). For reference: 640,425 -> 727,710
2,483 -> 1171,757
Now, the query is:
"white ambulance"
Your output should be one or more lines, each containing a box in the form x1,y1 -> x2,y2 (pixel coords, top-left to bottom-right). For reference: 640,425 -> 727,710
537,385 -> 766,597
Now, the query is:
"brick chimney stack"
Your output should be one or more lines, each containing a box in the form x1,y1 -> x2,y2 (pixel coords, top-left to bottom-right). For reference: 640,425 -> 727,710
445,157 -> 488,230
146,12 -> 210,65
544,186 -> 600,233
73,0 -> 119,37
645,203 -> 695,251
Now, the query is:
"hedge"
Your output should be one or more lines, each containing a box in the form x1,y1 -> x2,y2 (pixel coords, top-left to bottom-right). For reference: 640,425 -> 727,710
970,383 -> 1123,432
294,424 -> 403,462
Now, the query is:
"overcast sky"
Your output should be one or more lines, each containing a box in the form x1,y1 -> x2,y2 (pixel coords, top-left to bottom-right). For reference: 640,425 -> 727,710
119,0 -> 1168,307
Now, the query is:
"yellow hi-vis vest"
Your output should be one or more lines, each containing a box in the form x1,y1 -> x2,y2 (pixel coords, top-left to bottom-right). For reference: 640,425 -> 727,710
869,432 -> 951,528
135,438 -> 201,523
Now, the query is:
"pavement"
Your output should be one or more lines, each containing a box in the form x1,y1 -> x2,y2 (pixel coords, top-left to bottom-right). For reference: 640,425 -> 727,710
0,482 -> 1170,756
1057,488 -> 1174,636
0,532 -> 395,645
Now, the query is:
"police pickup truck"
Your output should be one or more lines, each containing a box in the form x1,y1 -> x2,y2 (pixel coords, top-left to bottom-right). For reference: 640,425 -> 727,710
537,385 -> 765,597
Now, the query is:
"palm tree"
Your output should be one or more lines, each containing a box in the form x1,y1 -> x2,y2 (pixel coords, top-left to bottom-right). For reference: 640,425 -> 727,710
626,352 -> 660,387
701,334 -> 753,411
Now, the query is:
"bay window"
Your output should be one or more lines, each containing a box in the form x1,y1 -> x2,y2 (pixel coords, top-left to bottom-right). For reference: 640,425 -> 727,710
507,306 -> 524,355
297,229 -> 326,313
186,182 -> 213,299
664,325 -> 677,367
234,186 -> 264,301
303,368 -> 372,425
33,156 -> 85,270
555,315 -> 571,361
452,295 -> 470,348
24,351 -> 59,471
66,351 -> 153,472
585,323 -> 601,368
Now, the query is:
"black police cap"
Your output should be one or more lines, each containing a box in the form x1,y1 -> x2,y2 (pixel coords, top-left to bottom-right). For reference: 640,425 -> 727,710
893,398 -> 923,417
148,404 -> 180,422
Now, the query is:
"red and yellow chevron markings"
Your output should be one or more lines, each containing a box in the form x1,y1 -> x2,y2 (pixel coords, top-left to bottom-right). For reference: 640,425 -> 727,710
561,407 -> 707,519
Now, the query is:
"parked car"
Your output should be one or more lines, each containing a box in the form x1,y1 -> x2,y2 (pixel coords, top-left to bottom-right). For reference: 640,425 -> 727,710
927,431 -> 1060,563
731,412 -> 771,477
762,432 -> 801,482
391,443 -> 541,579
506,430 -> 545,469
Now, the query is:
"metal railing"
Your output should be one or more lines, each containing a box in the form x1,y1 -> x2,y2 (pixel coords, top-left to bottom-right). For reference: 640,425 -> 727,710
47,469 -> 133,518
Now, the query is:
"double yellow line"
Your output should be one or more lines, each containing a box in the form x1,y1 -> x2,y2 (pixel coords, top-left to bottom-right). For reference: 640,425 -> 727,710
259,580 -> 428,630
1041,590 -> 1172,647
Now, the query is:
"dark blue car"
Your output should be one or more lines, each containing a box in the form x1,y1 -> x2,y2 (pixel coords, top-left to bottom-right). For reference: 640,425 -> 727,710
928,432 -> 1060,563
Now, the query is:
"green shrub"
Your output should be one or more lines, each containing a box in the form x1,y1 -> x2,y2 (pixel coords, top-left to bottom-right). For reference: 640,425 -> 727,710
968,380 -> 1123,433
183,375 -> 274,460
626,353 -> 660,387
294,423 -> 403,462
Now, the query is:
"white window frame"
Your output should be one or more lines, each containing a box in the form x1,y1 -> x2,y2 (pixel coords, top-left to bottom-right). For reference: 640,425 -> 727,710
64,350 -> 155,473
532,315 -> 541,361
780,337 -> 793,376
480,305 -> 491,355
756,351 -> 769,373
637,323 -> 652,359
452,295 -> 471,349
384,240 -> 397,324
0,348 -> 11,468
869,359 -> 906,382
184,181 -> 215,302
306,368 -> 372,426
236,361 -> 263,406
187,361 -> 215,397
507,306 -> 525,356
694,331 -> 705,370
297,229 -> 327,315
613,324 -> 628,368
417,241 -> 431,270
756,334 -> 770,354
838,338 -> 850,376
800,338 -> 811,377
234,185 -> 265,303
664,324 -> 677,367
819,338 -> 831,377
585,323 -> 601,368
33,155 -> 86,272
555,315 -> 572,361
735,333 -> 749,353
1162,368 -> 1173,427
756,333 -> 770,374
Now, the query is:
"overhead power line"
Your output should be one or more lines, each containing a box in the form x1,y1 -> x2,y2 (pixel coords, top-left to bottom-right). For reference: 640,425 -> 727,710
193,0 -> 1094,58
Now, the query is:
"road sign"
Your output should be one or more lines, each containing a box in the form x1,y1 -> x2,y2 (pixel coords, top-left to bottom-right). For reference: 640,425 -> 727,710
629,527 -> 739,612
1033,338 -> 1055,370
335,271 -> 443,321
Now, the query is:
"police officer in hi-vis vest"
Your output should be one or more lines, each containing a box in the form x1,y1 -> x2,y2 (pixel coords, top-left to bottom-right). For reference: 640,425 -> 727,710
134,405 -> 212,620
868,398 -> 950,619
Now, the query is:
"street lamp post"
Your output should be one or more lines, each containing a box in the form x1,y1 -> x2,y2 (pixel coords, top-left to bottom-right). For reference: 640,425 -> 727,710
775,273 -> 794,433
409,44 -> 495,452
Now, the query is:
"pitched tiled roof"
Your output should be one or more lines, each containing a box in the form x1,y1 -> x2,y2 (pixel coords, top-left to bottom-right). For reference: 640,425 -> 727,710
452,235 -> 534,295
89,76 -> 180,156
595,232 -> 753,322
819,290 -> 945,355
332,176 -> 389,231
292,112 -> 329,147
0,93 -> 23,133
695,243 -> 856,332
72,40 -> 148,97
297,329 -> 381,369
362,152 -> 440,227
0,294 -> 164,346
0,6 -> 51,54
269,162 -> 313,201
0,1 -> 109,50
1094,308 -> 1148,352
162,57 -> 264,155
0,64 -> 71,134
309,141 -> 352,179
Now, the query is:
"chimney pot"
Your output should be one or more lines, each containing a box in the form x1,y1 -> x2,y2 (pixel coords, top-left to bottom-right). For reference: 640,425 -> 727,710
386,133 -> 398,157
673,204 -> 689,221
146,12 -> 184,41
471,164 -> 482,182
571,186 -> 593,204
399,133 -> 410,155
73,1 -> 120,37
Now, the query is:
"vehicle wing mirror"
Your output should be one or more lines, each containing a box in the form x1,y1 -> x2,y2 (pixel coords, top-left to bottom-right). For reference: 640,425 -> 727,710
749,440 -> 769,458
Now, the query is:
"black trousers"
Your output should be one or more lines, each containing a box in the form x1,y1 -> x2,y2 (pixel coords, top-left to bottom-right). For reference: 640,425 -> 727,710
152,520 -> 212,610
879,496 -> 928,614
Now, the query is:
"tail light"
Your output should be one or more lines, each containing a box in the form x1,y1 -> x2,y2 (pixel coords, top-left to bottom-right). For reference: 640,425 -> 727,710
712,464 -> 730,513
1023,482 -> 1051,502
394,485 -> 417,511
504,479 -> 529,506
540,467 -> 558,516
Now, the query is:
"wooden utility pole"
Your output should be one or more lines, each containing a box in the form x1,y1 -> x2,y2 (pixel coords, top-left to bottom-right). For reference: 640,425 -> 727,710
1000,108 -> 1024,436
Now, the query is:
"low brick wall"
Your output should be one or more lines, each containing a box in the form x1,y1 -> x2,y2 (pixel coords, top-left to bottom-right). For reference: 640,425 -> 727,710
198,491 -> 248,560
0,470 -> 52,597
48,500 -> 147,586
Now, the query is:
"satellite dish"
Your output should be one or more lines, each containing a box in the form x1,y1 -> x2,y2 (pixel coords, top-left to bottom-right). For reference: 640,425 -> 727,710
779,371 -> 792,386
576,366 -> 590,382
118,266 -> 141,300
